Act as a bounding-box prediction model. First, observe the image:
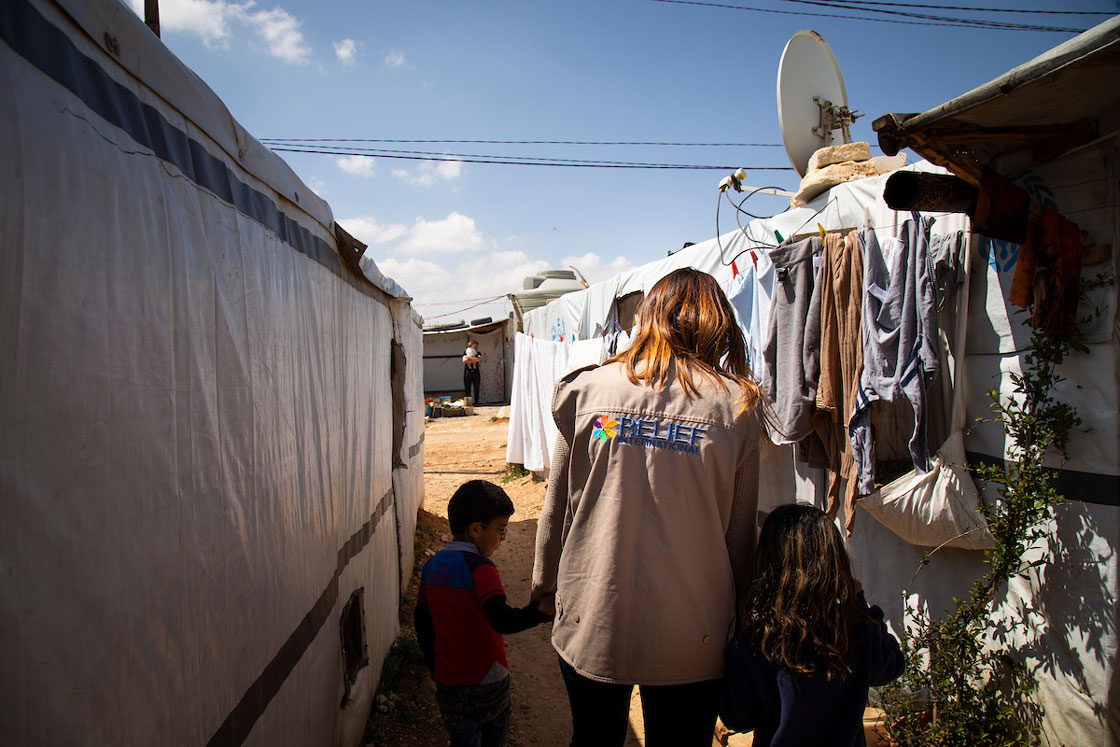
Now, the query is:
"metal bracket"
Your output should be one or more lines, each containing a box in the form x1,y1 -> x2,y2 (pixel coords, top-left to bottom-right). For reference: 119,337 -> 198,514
813,97 -> 862,145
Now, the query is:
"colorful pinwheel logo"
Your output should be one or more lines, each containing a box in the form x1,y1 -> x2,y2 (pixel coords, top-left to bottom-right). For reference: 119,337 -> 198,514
592,416 -> 618,442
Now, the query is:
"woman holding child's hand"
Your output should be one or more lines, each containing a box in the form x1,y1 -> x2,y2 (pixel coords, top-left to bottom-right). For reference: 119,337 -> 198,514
531,269 -> 766,747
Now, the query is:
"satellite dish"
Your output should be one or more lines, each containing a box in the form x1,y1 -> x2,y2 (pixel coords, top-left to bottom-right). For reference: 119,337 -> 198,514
777,30 -> 859,178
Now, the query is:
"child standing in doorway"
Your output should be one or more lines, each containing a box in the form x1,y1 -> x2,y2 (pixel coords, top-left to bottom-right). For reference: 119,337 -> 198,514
416,480 -> 551,747
720,503 -> 904,747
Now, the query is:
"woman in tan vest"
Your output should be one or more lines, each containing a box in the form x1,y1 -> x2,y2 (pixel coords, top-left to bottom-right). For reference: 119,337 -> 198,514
532,268 -> 766,746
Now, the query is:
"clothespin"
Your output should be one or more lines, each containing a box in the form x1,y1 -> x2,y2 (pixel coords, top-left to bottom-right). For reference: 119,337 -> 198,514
750,249 -> 758,268
731,260 -> 739,278
774,229 -> 784,243
817,223 -> 826,239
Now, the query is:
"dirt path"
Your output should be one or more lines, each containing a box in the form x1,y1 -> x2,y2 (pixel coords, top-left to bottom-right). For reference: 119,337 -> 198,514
364,407 -> 662,746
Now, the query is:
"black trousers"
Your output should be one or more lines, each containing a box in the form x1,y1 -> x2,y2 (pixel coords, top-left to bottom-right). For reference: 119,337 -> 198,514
558,656 -> 720,747
463,366 -> 480,402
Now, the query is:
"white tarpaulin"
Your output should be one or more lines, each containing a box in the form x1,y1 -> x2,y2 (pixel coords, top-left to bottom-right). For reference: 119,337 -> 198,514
0,1 -> 424,745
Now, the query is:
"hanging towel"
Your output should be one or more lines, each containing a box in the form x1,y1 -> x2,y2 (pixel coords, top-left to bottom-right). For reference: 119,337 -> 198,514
1007,207 -> 1083,335
505,332 -> 532,467
505,333 -> 569,472
762,236 -> 823,445
727,250 -> 775,381
565,337 -> 605,373
813,231 -> 864,526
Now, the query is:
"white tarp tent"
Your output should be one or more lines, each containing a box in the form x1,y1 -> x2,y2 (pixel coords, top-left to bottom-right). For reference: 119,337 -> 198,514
0,0 -> 424,745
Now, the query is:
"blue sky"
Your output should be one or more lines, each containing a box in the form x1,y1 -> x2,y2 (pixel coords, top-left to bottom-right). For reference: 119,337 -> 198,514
126,0 -> 1118,323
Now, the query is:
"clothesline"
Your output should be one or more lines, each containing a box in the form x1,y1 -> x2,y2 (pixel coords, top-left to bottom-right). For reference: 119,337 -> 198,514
718,196 -> 959,269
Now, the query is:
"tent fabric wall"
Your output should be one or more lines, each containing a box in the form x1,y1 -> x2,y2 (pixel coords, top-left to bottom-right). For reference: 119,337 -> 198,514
514,157 -> 1119,743
0,1 -> 422,745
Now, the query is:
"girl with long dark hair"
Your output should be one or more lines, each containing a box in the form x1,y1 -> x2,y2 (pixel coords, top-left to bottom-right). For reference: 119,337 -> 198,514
720,503 -> 904,746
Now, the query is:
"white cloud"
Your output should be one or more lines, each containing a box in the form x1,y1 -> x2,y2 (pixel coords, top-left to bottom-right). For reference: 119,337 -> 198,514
129,0 -> 233,42
374,256 -> 454,300
560,252 -> 634,286
337,216 -> 408,246
397,213 -> 486,255
393,159 -> 464,186
239,6 -> 310,64
384,49 -> 406,67
129,0 -> 310,64
335,154 -> 376,178
374,250 -> 548,316
356,214 -> 555,320
334,38 -> 357,65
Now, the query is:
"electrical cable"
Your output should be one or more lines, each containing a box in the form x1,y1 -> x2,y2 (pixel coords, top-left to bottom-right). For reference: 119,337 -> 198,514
416,296 -> 511,320
261,138 -> 788,147
270,142 -> 765,168
267,145 -> 795,170
717,190 -> 780,268
820,0 -> 1111,15
775,0 -> 1087,31
410,293 -> 510,306
648,0 -> 1086,32
730,185 -> 793,220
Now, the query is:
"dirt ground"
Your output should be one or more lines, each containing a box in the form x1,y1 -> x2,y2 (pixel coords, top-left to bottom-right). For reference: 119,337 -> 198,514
362,405 -> 719,746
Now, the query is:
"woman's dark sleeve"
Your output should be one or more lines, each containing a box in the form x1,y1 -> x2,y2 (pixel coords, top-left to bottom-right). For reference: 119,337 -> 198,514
719,633 -> 760,733
414,593 -> 436,672
861,593 -> 906,686
482,595 -> 551,634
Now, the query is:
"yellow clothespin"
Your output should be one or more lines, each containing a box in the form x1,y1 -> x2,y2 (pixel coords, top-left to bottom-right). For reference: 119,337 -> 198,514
817,223 -> 826,239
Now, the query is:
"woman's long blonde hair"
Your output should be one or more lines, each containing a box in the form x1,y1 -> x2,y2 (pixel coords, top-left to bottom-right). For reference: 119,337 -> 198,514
606,268 -> 761,414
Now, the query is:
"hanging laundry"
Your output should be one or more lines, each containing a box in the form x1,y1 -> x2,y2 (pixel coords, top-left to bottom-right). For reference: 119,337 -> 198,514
1009,206 -> 1083,334
726,249 -> 775,382
566,337 -> 605,373
850,215 -> 939,502
925,230 -> 968,450
971,169 -> 1029,244
506,332 -> 569,472
762,236 -> 823,445
813,231 -> 864,531
928,231 -> 966,313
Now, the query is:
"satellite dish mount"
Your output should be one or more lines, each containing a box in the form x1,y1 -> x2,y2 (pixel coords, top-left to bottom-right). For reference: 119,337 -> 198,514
813,96 -> 859,145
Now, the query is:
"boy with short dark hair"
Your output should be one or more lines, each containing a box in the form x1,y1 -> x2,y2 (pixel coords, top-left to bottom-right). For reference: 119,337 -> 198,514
415,480 -> 551,747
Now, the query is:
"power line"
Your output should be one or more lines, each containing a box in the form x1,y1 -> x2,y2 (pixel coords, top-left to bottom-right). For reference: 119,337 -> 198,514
261,138 -> 787,147
776,0 -> 1088,31
822,0 -> 1112,15
412,294 -> 511,306
648,0 -> 1086,32
268,142 -> 782,168
267,145 -> 796,170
